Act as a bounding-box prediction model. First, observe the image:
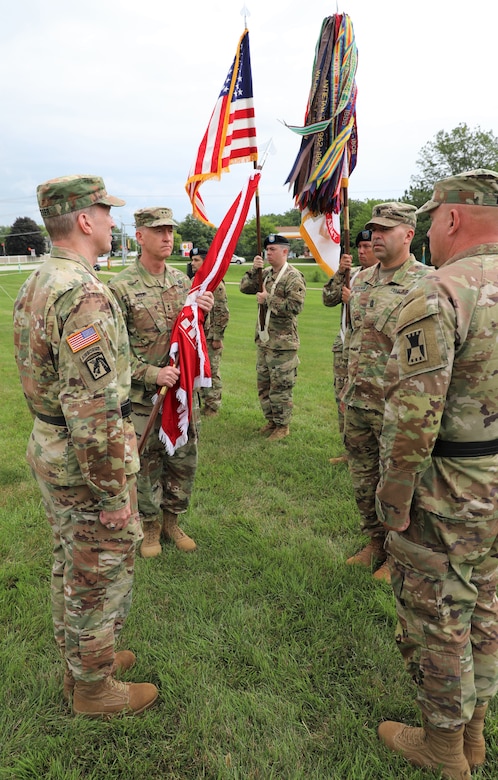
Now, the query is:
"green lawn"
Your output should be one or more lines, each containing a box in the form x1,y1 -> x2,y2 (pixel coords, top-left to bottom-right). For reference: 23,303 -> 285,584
0,265 -> 495,779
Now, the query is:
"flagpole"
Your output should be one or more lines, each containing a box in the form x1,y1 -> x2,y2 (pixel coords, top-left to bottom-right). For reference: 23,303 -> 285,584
342,179 -> 351,288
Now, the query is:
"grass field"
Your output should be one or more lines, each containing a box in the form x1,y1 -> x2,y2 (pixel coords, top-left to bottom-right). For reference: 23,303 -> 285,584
0,263 -> 495,779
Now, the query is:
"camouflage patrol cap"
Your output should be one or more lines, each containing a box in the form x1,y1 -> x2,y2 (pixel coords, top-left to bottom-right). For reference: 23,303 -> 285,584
366,202 -> 417,229
263,233 -> 290,248
417,168 -> 498,214
37,174 -> 125,218
134,207 -> 178,228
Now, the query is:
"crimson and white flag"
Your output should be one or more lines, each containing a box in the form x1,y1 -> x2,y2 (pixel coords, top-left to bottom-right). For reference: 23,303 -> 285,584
299,207 -> 341,277
159,172 -> 261,454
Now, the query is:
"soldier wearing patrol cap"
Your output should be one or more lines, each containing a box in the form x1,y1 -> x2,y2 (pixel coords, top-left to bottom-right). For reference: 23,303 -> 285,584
13,174 -> 158,716
342,202 -> 430,583
109,208 -> 214,558
376,170 -> 498,778
189,246 -> 230,416
322,229 -> 376,465
239,233 -> 306,440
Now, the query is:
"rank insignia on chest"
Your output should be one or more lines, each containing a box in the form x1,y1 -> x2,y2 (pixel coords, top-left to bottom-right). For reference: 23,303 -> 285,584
405,328 -> 427,365
67,325 -> 101,353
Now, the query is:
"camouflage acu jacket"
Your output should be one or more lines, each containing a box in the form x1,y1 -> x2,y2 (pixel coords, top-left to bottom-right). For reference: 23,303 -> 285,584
376,243 -> 498,530
322,269 -> 347,308
205,281 -> 229,342
239,264 -> 306,350
109,260 -> 191,407
342,255 -> 430,413
13,246 -> 138,510
322,267 -> 361,353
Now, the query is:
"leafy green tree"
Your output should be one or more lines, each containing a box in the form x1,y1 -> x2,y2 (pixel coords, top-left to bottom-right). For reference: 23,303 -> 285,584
176,214 -> 216,250
403,124 -> 498,265
277,208 -> 301,226
237,215 -> 278,259
5,217 -> 46,256
408,123 -> 498,200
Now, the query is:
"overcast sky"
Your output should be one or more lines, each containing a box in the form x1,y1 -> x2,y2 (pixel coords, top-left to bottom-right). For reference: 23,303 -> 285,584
1,0 -> 496,233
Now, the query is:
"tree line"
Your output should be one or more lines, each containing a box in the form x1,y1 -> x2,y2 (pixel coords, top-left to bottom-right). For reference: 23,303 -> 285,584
2,124 -> 498,264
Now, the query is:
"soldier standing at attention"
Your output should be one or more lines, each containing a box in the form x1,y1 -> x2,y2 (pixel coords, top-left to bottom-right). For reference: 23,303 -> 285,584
376,170 -> 498,779
109,208 -> 213,558
322,229 -> 377,465
239,234 -> 306,441
342,203 -> 430,582
189,246 -> 230,417
13,174 -> 158,717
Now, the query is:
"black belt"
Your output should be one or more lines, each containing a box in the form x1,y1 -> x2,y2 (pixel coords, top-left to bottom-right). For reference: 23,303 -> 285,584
433,437 -> 498,458
36,399 -> 132,427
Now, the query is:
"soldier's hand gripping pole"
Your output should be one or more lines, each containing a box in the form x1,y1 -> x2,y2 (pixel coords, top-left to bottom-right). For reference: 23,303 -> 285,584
137,385 -> 167,457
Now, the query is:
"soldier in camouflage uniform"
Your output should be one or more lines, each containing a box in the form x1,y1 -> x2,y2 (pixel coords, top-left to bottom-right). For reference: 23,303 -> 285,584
342,204 -> 430,583
109,208 -> 214,558
13,174 -> 157,717
189,246 -> 230,416
239,234 -> 306,441
322,230 -> 376,465
376,170 -> 498,779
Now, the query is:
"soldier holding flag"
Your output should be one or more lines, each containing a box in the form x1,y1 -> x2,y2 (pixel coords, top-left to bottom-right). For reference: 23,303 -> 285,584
240,234 -> 306,441
109,207 -> 214,558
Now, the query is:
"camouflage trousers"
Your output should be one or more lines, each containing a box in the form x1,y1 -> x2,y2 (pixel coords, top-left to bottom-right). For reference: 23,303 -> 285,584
35,472 -> 142,683
386,505 -> 498,729
343,404 -> 385,539
332,342 -> 348,439
256,346 -> 300,427
201,341 -> 223,412
132,403 -> 199,523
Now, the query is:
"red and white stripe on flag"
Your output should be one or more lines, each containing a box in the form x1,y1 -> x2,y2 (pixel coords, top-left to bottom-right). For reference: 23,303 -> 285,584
185,29 -> 258,226
159,172 -> 261,455
300,207 -> 341,278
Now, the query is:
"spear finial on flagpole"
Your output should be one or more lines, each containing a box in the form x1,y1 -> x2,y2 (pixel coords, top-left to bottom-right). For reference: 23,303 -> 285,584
241,4 -> 250,29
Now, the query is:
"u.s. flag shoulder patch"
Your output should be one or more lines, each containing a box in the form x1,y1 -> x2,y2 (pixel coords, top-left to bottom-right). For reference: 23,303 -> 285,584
67,325 -> 101,353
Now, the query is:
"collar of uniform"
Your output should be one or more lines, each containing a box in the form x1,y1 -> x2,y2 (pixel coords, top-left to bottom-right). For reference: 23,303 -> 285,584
50,245 -> 97,272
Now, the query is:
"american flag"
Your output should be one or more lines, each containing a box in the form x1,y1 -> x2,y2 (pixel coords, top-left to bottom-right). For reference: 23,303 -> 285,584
66,325 -> 101,353
185,29 -> 258,226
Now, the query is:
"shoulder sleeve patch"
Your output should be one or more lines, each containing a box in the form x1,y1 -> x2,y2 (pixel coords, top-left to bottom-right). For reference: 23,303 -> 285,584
398,317 -> 448,377
66,324 -> 101,353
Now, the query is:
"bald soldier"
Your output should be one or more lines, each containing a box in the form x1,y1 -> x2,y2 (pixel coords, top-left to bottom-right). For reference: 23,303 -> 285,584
13,175 -> 157,717
376,170 -> 498,779
239,234 -> 306,440
109,208 -> 214,557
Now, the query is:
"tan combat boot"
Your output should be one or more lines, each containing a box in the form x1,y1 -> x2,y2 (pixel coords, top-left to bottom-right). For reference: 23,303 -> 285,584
329,454 -> 348,465
259,421 -> 276,435
162,512 -> 197,552
64,649 -> 136,701
378,720 -> 471,779
372,560 -> 391,584
140,520 -> 162,558
346,537 -> 386,567
464,703 -> 488,769
73,676 -> 158,717
267,424 -> 290,441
